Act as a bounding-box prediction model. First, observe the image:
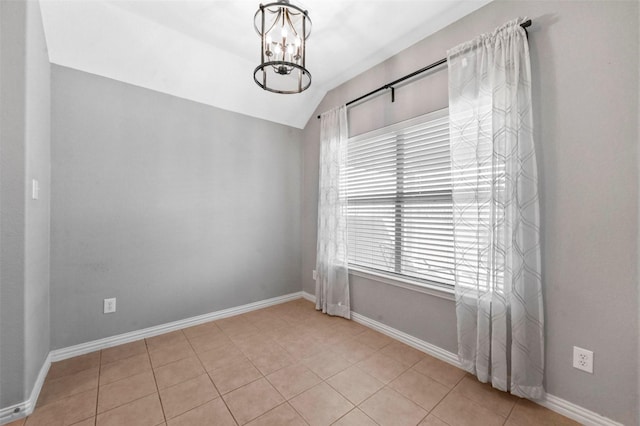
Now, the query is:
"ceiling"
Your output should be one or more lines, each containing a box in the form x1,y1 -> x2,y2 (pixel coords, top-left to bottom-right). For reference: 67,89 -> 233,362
39,0 -> 491,129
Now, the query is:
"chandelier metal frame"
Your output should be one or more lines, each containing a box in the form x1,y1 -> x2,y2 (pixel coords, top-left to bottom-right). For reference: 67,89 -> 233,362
253,1 -> 312,94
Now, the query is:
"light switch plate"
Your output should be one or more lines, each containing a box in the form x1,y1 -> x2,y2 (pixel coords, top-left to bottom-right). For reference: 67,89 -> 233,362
32,179 -> 39,200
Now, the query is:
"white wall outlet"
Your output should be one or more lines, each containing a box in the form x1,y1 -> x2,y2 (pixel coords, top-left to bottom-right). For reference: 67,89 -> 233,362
573,346 -> 593,373
312,269 -> 317,280
103,298 -> 116,314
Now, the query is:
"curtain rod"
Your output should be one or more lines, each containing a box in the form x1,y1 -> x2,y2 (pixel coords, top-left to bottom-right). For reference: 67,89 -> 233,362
317,19 -> 532,119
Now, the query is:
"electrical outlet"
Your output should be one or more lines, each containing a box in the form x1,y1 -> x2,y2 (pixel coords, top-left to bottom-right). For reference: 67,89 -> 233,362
104,298 -> 116,314
312,270 -> 317,280
573,346 -> 593,373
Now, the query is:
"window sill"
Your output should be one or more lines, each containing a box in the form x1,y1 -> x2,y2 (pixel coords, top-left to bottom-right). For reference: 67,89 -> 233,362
348,267 -> 455,301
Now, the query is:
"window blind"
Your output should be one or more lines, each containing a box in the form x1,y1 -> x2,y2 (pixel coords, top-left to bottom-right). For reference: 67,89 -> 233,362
343,108 -> 454,287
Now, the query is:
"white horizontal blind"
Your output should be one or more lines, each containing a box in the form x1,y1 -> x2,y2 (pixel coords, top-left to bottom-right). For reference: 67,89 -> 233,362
344,109 -> 454,287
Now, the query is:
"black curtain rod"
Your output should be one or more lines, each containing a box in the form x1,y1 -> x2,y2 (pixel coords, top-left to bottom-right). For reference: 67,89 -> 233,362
317,19 -> 532,119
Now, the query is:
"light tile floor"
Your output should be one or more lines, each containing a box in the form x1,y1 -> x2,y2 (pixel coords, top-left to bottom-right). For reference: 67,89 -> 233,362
8,299 -> 579,426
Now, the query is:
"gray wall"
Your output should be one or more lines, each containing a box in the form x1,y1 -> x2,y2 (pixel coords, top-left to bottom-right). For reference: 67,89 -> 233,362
0,0 -> 51,410
1,0 -> 27,409
50,66 -> 302,349
301,1 -> 639,425
23,0 -> 52,401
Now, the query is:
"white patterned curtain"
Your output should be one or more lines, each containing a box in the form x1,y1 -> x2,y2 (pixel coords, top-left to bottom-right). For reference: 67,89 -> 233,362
316,105 -> 350,319
447,18 -> 544,399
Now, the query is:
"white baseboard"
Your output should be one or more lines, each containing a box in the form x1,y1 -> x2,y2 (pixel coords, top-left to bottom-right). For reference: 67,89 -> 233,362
307,291 -> 460,368
0,292 -> 302,425
301,290 -> 315,303
2,291 -> 624,426
539,395 -> 623,426
301,291 -> 623,426
350,311 -> 461,367
51,291 -> 303,362
0,353 -> 51,425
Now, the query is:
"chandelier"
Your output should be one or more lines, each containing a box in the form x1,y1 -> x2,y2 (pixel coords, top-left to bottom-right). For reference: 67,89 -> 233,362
253,0 -> 311,94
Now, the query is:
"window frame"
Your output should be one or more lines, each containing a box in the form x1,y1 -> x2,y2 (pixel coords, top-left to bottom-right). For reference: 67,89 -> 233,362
344,108 -> 455,298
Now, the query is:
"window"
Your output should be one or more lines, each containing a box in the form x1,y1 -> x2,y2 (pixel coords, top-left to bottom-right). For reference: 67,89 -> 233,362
343,108 -> 454,288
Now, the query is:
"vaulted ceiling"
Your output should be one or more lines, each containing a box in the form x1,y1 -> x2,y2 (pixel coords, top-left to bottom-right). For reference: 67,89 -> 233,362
39,0 -> 491,128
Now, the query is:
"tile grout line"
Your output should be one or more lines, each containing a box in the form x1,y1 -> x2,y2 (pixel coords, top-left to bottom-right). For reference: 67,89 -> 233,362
407,366 -> 452,421
29,300 -> 565,426
212,326 -> 255,426
223,314 -> 303,424
426,372 -> 471,425
184,323 -> 243,425
223,308 -> 328,424
144,338 -> 167,425
327,340 -> 397,424
159,329 -> 222,423
330,406 -> 380,426
175,330 -> 220,420
94,350 -> 102,425
287,400 -> 312,426
93,371 -> 158,414
503,397 -> 520,425
26,354 -> 103,422
404,361 -> 440,424
348,344 -> 459,425
38,305 -> 378,424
